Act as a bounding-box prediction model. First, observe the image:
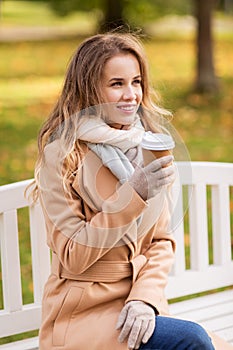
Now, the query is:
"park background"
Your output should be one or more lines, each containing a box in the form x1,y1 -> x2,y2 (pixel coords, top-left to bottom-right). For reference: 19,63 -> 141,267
0,0 -> 232,345
0,0 -> 233,186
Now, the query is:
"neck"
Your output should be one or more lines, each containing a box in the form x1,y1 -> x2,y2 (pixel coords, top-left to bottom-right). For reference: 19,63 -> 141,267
109,123 -> 130,130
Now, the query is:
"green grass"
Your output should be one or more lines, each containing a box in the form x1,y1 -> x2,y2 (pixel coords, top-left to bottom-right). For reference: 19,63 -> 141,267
0,0 -> 97,29
0,1 -> 232,345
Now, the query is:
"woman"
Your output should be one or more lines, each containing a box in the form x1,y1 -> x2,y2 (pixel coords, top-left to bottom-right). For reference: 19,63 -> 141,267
33,33 -> 215,350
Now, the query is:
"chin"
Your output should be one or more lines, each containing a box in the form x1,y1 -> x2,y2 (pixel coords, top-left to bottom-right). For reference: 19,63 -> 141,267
116,114 -> 137,125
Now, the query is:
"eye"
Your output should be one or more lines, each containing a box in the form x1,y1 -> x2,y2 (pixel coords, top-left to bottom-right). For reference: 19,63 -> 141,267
111,81 -> 122,87
133,79 -> 142,85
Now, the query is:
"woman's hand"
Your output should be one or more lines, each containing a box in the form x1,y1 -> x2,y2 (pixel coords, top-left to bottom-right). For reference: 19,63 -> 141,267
116,300 -> 156,349
129,155 -> 175,200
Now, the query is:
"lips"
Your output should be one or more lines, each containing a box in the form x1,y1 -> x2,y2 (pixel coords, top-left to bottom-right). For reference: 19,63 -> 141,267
117,104 -> 137,112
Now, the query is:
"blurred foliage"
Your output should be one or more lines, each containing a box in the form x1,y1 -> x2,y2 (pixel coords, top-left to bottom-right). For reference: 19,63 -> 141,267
0,0 -> 96,29
33,0 -> 233,28
125,0 -> 192,25
217,0 -> 233,12
38,0 -> 193,27
48,0 -> 102,16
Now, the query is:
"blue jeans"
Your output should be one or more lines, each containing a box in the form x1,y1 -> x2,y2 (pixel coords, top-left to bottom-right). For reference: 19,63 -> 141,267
139,316 -> 214,350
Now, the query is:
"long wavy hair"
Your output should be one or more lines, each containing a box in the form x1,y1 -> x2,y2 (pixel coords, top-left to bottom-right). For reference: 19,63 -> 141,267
30,32 -> 171,201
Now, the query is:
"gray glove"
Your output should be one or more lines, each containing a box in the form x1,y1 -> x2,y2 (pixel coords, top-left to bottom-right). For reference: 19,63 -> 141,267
116,300 -> 156,349
129,155 -> 175,200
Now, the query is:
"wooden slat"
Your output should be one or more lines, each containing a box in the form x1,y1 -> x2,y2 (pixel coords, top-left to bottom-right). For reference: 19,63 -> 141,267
212,184 -> 232,264
0,210 -> 22,312
177,162 -> 233,185
202,313 -> 233,333
170,176 -> 186,275
0,179 -> 33,212
29,204 -> 50,303
0,337 -> 38,350
175,161 -> 193,185
169,289 -> 233,315
0,304 -> 41,338
188,184 -> 209,270
217,327 -> 233,344
166,263 -> 233,298
169,290 -> 233,344
171,298 -> 233,323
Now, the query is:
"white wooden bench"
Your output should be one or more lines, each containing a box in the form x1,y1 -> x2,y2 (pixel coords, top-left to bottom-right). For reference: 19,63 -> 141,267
0,161 -> 232,349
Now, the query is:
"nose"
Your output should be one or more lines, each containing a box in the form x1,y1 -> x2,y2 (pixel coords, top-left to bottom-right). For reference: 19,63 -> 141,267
123,85 -> 136,100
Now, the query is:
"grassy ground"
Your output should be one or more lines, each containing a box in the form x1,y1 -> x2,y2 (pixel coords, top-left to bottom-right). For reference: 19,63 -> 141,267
0,0 -> 232,345
0,0 -> 97,29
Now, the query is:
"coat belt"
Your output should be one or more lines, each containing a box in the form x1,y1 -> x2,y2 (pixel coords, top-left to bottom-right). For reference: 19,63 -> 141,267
51,253 -> 133,283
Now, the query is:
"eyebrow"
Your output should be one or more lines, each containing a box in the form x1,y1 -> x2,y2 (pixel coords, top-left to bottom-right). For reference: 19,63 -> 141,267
109,75 -> 142,82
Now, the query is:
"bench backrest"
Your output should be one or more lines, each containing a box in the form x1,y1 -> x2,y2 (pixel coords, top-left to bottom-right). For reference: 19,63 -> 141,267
166,161 -> 233,299
0,180 -> 50,338
0,161 -> 233,338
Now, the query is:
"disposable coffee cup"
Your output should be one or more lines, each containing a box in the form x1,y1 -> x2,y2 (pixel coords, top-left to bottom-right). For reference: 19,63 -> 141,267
141,131 -> 175,166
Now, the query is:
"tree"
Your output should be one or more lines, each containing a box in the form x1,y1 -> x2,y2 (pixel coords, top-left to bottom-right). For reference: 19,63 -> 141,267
46,0 -> 190,30
194,0 -> 219,93
45,0 -> 220,93
99,0 -> 125,31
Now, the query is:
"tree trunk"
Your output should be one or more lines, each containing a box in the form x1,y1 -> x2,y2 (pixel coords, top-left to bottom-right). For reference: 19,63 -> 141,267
100,0 -> 126,32
194,0 -> 219,93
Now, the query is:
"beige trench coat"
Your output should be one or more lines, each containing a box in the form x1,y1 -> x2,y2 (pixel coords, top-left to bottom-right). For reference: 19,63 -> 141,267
38,140 -> 176,350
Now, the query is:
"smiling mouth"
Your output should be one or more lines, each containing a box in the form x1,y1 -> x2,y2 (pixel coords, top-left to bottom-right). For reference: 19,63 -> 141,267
117,105 -> 137,112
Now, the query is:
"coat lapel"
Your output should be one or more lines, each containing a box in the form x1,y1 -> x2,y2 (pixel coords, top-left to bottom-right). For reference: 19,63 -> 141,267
72,148 -> 120,212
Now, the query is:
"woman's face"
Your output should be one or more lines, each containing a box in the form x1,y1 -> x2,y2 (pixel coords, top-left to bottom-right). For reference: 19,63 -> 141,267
100,53 -> 143,128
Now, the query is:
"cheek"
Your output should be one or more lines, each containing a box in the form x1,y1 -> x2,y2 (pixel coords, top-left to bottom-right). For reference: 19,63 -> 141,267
138,88 -> 143,101
103,90 -> 120,103
136,88 -> 143,104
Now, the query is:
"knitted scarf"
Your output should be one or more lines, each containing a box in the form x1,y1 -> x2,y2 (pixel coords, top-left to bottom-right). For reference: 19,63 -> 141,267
77,115 -> 145,183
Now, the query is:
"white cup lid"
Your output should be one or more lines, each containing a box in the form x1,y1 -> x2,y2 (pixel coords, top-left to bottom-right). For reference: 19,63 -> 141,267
141,131 -> 175,150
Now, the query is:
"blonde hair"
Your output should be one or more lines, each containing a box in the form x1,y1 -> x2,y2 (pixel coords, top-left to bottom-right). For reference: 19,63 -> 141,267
30,32 -> 171,201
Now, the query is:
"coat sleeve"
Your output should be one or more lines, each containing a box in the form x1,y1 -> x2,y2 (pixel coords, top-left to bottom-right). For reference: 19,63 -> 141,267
125,196 -> 176,315
39,140 -> 147,275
